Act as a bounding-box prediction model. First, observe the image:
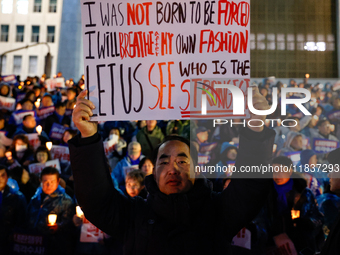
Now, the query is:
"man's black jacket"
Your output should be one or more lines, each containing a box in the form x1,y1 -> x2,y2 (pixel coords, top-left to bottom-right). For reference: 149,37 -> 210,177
69,126 -> 275,255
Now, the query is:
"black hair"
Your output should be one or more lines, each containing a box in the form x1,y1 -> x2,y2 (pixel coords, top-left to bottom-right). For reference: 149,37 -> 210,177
126,170 -> 145,186
272,156 -> 293,168
138,157 -> 153,169
317,118 -> 329,127
40,167 -> 60,180
55,101 -> 66,109
151,135 -> 198,167
23,114 -> 34,121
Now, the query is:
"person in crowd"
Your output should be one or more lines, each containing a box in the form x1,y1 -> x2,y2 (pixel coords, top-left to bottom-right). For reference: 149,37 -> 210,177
0,112 -> 14,144
44,101 -> 71,137
139,157 -> 154,176
60,129 -> 78,146
9,166 -> 38,203
0,165 -> 27,254
65,87 -> 77,110
0,83 -> 12,97
8,98 -> 39,129
320,148 -> 340,254
9,134 -> 34,168
26,167 -> 76,255
300,115 -> 319,137
256,156 -> 324,254
105,127 -> 127,170
13,114 -> 49,142
277,131 -> 304,157
69,88 -> 275,254
33,145 -> 52,164
125,170 -> 147,199
136,120 -> 164,158
41,94 -> 54,108
112,141 -> 143,191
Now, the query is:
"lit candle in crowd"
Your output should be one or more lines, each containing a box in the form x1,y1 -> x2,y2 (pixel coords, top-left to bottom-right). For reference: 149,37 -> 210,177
291,210 -> 300,220
46,142 -> 53,151
229,142 -> 234,145
313,115 -> 319,120
34,101 -> 40,108
48,214 -> 57,226
76,206 -> 84,218
273,144 -> 277,153
305,73 -> 310,79
265,119 -> 270,127
36,125 -> 42,135
277,119 -> 282,126
5,151 -> 12,160
330,124 -> 335,132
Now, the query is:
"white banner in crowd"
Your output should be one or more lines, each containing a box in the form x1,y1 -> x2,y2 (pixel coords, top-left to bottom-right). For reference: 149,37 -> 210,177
26,133 -> 41,151
13,110 -> 35,125
80,218 -> 104,243
45,78 -> 66,92
0,96 -> 16,111
51,145 -> 70,163
28,159 -> 61,175
81,0 -> 250,121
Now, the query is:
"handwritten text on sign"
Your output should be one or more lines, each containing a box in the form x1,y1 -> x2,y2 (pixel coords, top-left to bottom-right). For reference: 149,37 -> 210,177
81,0 -> 250,121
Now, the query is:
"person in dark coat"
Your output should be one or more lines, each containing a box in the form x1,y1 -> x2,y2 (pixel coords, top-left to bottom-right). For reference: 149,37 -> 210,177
26,167 -> 76,255
44,101 -> 71,138
69,88 -> 274,255
0,165 -> 27,254
321,147 -> 340,254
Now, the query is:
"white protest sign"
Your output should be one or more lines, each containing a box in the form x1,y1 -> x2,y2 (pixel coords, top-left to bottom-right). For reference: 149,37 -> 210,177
45,78 -> 65,92
51,145 -> 70,163
81,0 -> 250,121
232,228 -> 251,250
0,96 -> 16,111
12,110 -> 35,125
103,136 -> 119,157
26,133 -> 41,150
28,159 -> 61,175
80,217 -> 104,243
37,106 -> 55,120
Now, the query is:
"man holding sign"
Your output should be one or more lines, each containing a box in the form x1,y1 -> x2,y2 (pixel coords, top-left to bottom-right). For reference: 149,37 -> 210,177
70,88 -> 275,254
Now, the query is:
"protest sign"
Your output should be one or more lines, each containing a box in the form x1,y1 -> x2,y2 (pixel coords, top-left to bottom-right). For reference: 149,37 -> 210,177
81,0 -> 250,121
80,217 -> 104,243
333,80 -> 340,91
123,165 -> 139,176
313,138 -> 339,154
232,228 -> 251,250
198,154 -> 210,165
49,123 -> 66,140
45,78 -> 65,92
1,74 -> 18,85
285,151 -> 301,166
26,133 -> 41,150
103,136 -> 119,157
36,106 -> 55,120
328,110 -> 340,123
12,110 -> 35,125
50,145 -> 70,163
0,95 -> 16,111
29,159 -> 61,175
12,232 -> 46,255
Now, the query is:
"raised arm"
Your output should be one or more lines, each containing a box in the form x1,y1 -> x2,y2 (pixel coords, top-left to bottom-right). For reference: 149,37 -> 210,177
69,90 -> 132,238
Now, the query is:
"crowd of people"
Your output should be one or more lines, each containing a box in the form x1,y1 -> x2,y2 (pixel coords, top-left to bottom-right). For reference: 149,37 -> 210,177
0,73 -> 339,255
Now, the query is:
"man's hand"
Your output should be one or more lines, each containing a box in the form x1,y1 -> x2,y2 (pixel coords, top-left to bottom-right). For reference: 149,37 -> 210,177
247,86 -> 270,132
72,90 -> 97,138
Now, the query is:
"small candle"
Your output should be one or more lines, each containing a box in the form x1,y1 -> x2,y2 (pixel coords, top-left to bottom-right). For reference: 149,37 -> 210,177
76,206 -> 84,218
36,125 -> 42,135
330,124 -> 335,132
265,119 -> 270,126
273,144 -> 277,153
34,101 -> 40,108
46,142 -> 53,151
48,214 -> 57,226
291,210 -> 300,220
5,151 -> 12,160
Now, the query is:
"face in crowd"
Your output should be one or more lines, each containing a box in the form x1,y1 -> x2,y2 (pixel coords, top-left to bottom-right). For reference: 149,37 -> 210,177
41,96 -> 53,108
154,140 -> 195,195
128,142 -> 141,161
272,164 -> 293,185
290,135 -> 303,151
318,120 -> 331,136
141,159 -> 154,176
146,120 -> 157,132
15,139 -> 28,153
41,174 -> 60,195
37,151 -> 49,164
0,168 -> 8,192
23,115 -> 36,129
125,177 -> 144,198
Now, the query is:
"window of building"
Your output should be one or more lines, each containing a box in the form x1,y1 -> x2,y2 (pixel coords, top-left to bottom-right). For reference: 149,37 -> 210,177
31,26 -> 39,42
49,0 -> 56,13
33,0 -> 41,12
0,25 -> 9,42
13,55 -> 22,74
17,0 -> 28,14
251,0 -> 337,78
16,25 -> 24,42
47,26 -> 55,43
1,55 -> 6,74
1,0 -> 13,14
28,56 -> 38,74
